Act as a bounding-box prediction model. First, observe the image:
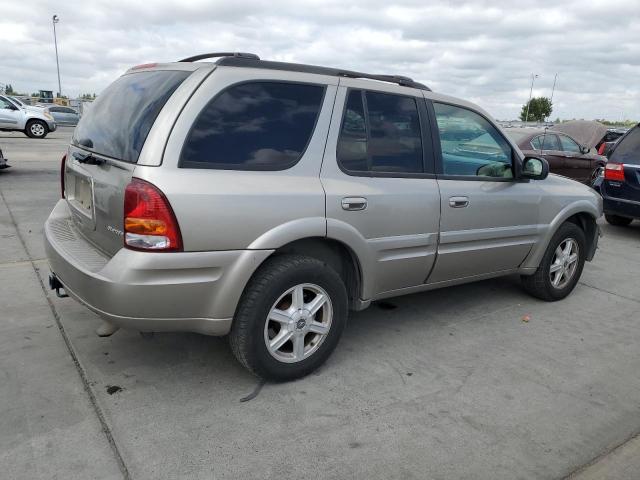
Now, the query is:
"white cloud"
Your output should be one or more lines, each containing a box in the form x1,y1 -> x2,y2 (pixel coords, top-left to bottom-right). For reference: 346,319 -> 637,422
0,0 -> 638,120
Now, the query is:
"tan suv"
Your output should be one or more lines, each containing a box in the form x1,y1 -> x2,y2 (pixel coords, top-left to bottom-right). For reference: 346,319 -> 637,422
45,53 -> 602,380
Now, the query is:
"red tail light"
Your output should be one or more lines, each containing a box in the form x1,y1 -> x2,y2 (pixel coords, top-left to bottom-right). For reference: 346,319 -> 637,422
60,154 -> 67,198
123,178 -> 182,252
604,162 -> 625,182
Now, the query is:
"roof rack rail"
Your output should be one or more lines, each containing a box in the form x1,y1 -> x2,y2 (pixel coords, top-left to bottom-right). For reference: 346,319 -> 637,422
215,56 -> 431,91
179,52 -> 260,62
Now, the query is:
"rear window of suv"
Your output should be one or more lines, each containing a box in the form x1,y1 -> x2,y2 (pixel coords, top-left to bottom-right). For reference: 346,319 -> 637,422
72,70 -> 190,163
179,81 -> 325,170
610,126 -> 640,165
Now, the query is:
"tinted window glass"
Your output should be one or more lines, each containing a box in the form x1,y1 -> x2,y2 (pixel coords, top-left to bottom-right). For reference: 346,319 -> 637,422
610,126 -> 640,165
336,90 -> 423,174
181,82 -> 324,170
337,90 -> 368,172
433,103 -> 512,178
559,134 -> 581,153
367,92 -> 422,173
531,133 -> 561,150
73,70 -> 190,163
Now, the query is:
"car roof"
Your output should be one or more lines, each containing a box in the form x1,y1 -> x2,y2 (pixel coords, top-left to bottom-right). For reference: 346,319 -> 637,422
125,52 -> 502,129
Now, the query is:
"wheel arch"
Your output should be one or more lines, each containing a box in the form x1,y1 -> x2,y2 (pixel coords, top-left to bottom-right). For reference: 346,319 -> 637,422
522,200 -> 600,270
269,237 -> 365,311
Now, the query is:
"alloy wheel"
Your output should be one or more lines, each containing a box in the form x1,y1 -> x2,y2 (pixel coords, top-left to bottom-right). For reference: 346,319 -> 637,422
549,238 -> 579,289
263,283 -> 333,363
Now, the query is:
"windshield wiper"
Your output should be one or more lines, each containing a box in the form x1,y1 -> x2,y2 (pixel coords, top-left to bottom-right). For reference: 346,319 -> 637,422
73,151 -> 104,165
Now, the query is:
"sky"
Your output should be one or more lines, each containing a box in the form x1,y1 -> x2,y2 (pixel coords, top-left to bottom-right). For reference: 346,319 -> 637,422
1,0 -> 639,120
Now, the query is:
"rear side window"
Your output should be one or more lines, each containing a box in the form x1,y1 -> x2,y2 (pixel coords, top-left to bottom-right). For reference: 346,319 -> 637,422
610,126 -> 640,165
180,82 -> 325,170
337,90 -> 423,174
73,70 -> 190,163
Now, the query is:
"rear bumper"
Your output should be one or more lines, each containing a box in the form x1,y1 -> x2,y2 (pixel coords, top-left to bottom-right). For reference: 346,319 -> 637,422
44,200 -> 273,335
603,196 -> 640,220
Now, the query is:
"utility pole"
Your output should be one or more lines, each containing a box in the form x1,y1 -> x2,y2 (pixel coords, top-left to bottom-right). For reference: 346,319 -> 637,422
549,73 -> 558,122
525,73 -> 539,123
52,15 -> 62,98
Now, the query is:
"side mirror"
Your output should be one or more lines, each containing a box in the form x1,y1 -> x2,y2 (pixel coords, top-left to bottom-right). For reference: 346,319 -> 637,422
580,145 -> 590,154
521,156 -> 549,180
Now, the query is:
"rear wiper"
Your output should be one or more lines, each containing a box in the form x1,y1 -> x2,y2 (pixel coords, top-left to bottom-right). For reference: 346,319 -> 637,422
73,151 -> 105,165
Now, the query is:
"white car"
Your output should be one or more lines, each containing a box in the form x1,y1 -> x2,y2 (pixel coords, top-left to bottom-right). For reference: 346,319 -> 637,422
0,95 -> 57,138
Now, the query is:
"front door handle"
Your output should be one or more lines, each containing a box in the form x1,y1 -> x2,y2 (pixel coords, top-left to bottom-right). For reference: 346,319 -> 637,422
449,196 -> 469,208
341,197 -> 368,211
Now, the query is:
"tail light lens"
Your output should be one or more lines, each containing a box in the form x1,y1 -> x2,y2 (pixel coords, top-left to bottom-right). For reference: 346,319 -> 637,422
123,178 -> 182,252
604,162 -> 625,182
60,154 -> 67,198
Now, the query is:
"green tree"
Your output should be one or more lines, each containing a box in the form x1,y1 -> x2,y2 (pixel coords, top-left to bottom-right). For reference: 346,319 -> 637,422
5,84 -> 14,94
520,97 -> 553,122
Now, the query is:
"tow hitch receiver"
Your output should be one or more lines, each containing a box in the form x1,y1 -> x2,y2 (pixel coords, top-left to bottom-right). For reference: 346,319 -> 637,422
48,273 -> 69,298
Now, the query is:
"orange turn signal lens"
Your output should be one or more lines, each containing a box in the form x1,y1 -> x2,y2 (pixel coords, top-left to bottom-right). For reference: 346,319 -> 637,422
124,217 -> 168,235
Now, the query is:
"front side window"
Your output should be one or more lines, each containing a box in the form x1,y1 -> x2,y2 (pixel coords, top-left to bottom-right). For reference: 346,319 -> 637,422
336,90 -> 423,174
180,82 -> 325,170
558,134 -> 581,153
433,103 -> 512,178
0,97 -> 14,109
531,134 -> 561,151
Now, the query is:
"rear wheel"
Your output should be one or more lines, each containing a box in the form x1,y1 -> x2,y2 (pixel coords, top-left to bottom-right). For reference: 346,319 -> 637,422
25,120 -> 48,139
605,214 -> 633,226
229,254 -> 348,381
521,222 -> 586,301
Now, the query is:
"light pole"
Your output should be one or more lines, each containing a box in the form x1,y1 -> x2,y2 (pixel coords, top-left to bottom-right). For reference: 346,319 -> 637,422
524,73 -> 539,123
548,73 -> 558,122
52,15 -> 62,98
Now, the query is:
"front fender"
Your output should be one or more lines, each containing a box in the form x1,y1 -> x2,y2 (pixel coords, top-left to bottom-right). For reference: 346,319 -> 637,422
522,200 -> 601,270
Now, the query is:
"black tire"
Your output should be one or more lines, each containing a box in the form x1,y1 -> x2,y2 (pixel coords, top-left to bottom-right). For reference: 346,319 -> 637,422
521,222 -> 586,301
605,214 -> 633,226
229,254 -> 348,381
25,120 -> 48,139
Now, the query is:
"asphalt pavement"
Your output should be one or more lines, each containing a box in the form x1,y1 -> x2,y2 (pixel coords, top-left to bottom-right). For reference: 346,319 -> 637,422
1,127 -> 639,479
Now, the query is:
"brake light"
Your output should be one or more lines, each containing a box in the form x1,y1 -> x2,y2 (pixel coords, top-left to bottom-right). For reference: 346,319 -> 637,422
60,154 -> 67,198
604,162 -> 625,182
131,63 -> 158,70
123,178 -> 182,252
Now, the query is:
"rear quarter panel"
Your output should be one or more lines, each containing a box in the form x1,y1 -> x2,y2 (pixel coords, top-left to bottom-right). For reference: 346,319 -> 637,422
137,67 -> 339,251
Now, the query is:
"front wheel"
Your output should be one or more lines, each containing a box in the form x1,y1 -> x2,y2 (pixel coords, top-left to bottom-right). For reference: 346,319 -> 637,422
605,214 -> 632,226
229,254 -> 348,381
521,222 -> 586,301
25,120 -> 48,139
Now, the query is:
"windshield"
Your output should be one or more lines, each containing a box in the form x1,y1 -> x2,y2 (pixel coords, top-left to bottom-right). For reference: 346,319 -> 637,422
609,125 -> 640,165
10,97 -> 26,107
72,69 -> 190,163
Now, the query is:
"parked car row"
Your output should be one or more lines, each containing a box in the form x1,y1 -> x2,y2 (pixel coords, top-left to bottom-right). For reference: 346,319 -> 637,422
0,95 -> 80,139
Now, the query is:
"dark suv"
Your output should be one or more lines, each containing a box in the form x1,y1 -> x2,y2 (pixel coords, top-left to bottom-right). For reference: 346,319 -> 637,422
599,123 -> 640,225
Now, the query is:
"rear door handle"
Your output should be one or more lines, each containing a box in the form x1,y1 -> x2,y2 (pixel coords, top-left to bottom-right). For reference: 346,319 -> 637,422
449,196 -> 469,208
341,197 -> 368,211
